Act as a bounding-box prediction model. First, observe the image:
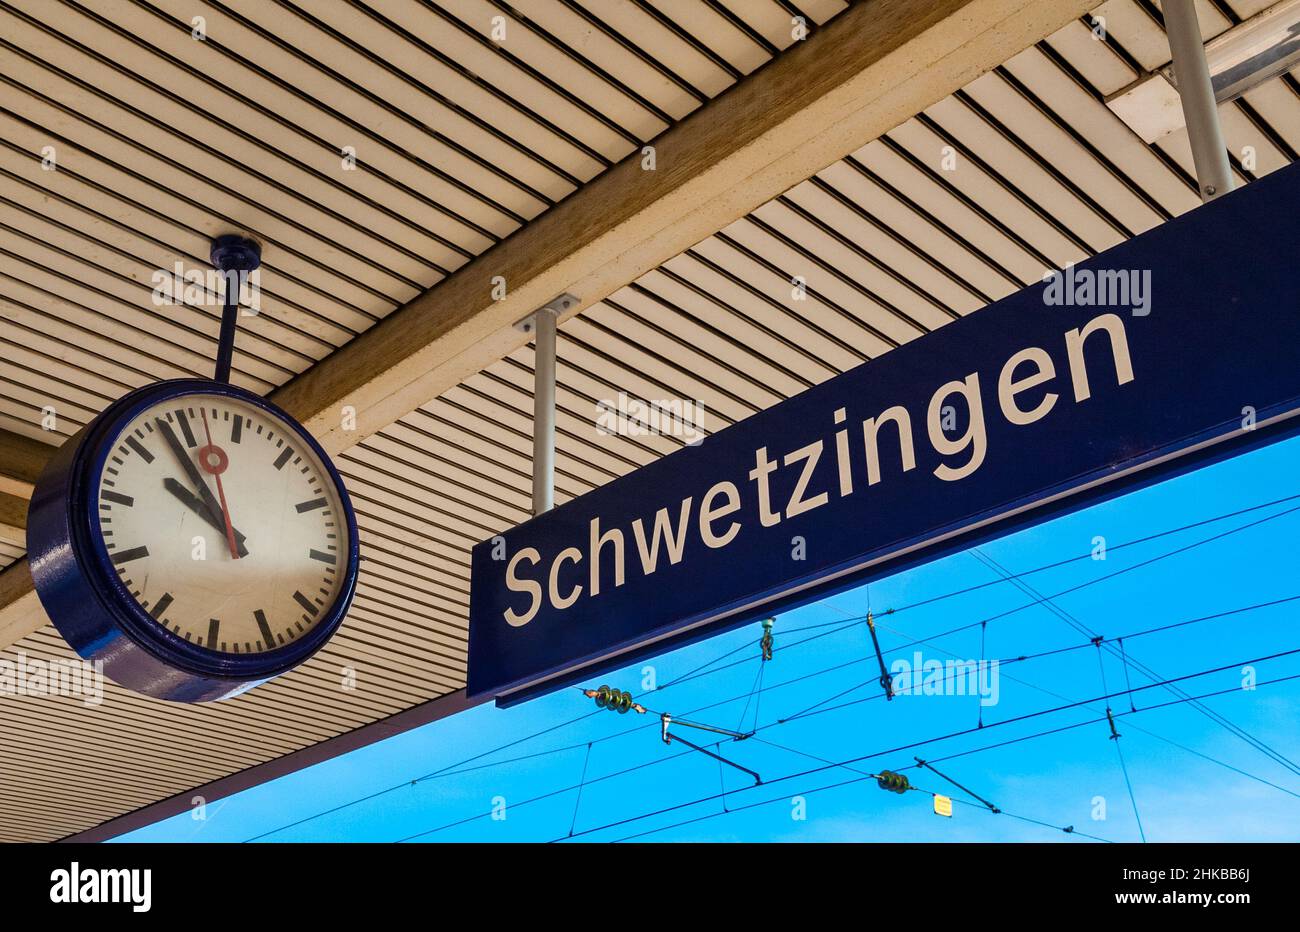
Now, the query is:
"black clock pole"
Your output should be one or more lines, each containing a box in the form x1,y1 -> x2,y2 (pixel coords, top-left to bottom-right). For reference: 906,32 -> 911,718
209,234 -> 262,384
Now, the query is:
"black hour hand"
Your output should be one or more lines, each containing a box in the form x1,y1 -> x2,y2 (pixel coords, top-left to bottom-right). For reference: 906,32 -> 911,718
163,477 -> 249,557
155,416 -> 225,519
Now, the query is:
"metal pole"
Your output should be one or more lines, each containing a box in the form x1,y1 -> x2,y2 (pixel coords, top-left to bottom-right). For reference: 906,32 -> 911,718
664,729 -> 762,784
209,235 -> 260,383
531,306 -> 557,515
1165,0 -> 1233,202
214,284 -> 239,384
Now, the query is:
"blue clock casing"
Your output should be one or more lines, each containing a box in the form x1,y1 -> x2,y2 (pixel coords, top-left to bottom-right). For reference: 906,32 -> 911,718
26,379 -> 360,702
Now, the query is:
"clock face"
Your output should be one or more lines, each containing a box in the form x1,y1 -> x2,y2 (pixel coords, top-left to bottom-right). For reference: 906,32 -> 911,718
93,392 -> 350,656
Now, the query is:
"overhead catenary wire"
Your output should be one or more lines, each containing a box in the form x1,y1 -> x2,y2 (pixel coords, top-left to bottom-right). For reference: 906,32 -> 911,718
777,592 -> 1300,725
395,652 -> 1300,843
603,769 -> 1112,847
242,493 -> 1300,841
553,669 -> 1300,844
861,604 -> 1300,805
972,547 -> 1300,778
245,580 -> 1300,842
662,493 -> 1300,693
1086,626 -> 1147,843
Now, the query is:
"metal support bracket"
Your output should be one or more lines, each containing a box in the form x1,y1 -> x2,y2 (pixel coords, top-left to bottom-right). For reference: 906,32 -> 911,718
517,294 -> 576,516
661,714 -> 761,784
915,757 -> 1000,813
866,612 -> 894,701
1165,0 -> 1234,202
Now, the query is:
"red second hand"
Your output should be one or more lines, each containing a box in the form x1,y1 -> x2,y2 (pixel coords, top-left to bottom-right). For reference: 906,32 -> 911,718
198,408 -> 241,561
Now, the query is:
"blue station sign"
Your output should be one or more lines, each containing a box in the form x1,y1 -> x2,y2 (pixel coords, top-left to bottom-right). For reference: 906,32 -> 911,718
468,162 -> 1300,704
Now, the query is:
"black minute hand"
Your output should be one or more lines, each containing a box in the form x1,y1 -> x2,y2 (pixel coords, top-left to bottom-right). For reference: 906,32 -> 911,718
163,478 -> 249,557
156,417 -> 222,511
155,417 -> 250,557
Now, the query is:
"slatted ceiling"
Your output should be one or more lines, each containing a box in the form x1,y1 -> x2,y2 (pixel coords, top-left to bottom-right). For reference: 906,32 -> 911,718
690,234 -> 900,361
1045,16 -> 1136,93
1,0 -> 848,464
0,133 -> 397,327
2,232 -> 318,379
1022,53 -> 1200,217
1227,0 -> 1278,14
3,4 -> 1299,843
0,46 -> 446,293
502,1 -> 705,118
635,267 -> 843,388
920,99 -> 1111,257
661,248 -> 881,369
20,4 -> 507,252
606,294 -> 802,405
1156,118 -> 1250,182
144,1 -> 552,229
360,425 -> 540,511
160,0 -> 555,224
258,0 -> 576,205
641,0 -> 768,73
762,183 -> 985,321
816,157 -> 1023,304
344,442 -> 524,529
487,355 -> 688,463
1246,78 -> 1300,151
1162,0 -> 1234,39
429,0 -> 654,145
0,200 -> 355,357
0,0 -> 846,474
0,215 -> 369,374
576,1 -> 739,97
457,370 -> 662,472
0,644 -> 390,841
987,71 -> 1167,237
350,476 -> 496,556
884,119 -> 1076,270
1225,104 -> 1295,169
1095,0 -> 1300,178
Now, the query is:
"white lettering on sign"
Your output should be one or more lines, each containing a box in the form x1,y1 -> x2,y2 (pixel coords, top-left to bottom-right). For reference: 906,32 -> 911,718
502,313 -> 1134,626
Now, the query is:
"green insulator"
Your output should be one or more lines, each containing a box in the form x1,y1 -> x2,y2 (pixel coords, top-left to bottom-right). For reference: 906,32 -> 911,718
878,770 -> 908,793
595,685 -> 611,708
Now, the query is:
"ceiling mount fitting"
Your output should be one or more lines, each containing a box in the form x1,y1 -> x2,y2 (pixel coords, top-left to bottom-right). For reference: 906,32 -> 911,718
210,234 -> 262,274
515,293 -> 578,333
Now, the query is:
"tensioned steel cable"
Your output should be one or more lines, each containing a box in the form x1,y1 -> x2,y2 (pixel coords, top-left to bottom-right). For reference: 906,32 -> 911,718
792,601 -> 1300,805
243,492 -> 1300,840
555,669 -> 1300,844
245,582 -> 1300,841
972,546 -> 1300,778
1088,628 -> 1148,843
396,650 -> 1300,842
661,492 -> 1300,692
608,768 -> 1116,844
778,590 -> 1300,724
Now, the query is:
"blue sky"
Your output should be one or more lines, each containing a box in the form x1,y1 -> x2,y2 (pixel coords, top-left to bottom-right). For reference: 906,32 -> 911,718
119,433 -> 1300,843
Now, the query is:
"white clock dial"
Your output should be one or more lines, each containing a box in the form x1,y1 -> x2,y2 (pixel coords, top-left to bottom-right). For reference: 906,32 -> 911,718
94,393 -> 350,655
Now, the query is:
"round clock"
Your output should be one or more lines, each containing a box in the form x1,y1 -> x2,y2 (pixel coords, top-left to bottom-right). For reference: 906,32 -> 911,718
26,378 -> 360,702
